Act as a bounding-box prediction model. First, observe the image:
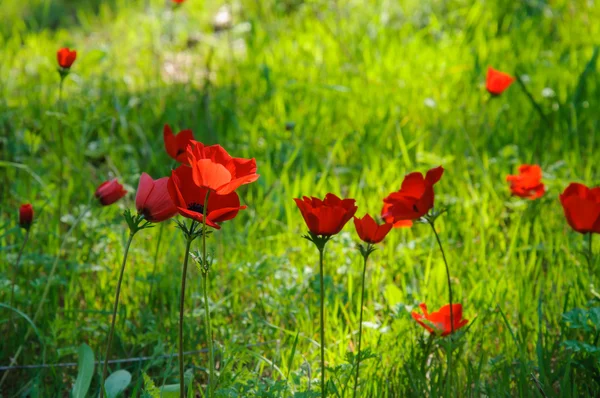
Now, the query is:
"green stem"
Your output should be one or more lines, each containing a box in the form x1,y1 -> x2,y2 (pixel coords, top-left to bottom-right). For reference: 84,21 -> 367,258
319,247 -> 326,398
0,199 -> 92,388
353,246 -> 371,398
201,191 -> 214,397
57,76 -> 65,241
10,229 -> 30,310
148,222 -> 165,302
429,222 -> 454,332
100,232 -> 136,398
179,235 -> 194,398
429,221 -> 453,393
589,233 -> 594,269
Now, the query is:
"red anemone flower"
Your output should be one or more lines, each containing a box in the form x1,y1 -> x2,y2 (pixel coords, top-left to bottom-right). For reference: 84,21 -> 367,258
135,173 -> 178,222
186,141 -> 259,195
381,202 -> 414,228
19,204 -> 34,230
294,193 -> 358,237
167,165 -> 246,229
163,124 -> 195,163
57,48 -> 77,69
95,179 -> 127,206
486,67 -> 514,96
506,164 -> 545,200
559,183 -> 600,234
411,303 -> 469,337
382,166 -> 444,224
353,214 -> 393,244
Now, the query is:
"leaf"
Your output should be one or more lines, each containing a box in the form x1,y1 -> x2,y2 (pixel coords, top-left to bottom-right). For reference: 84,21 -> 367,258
141,373 -> 160,398
104,369 -> 132,398
71,344 -> 95,398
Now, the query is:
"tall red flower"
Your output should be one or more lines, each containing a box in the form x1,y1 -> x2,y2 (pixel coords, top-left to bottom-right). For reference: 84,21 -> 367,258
411,303 -> 468,336
135,173 -> 178,222
353,214 -> 393,244
559,183 -> 600,234
167,165 -> 246,229
95,179 -> 127,206
57,48 -> 77,69
486,67 -> 514,96
19,204 -> 34,230
381,203 -> 414,228
294,193 -> 358,236
163,124 -> 195,163
382,166 -> 444,224
186,141 -> 259,195
506,164 -> 545,200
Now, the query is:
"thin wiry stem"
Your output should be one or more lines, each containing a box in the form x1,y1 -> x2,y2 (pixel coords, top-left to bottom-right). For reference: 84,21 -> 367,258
201,190 -> 214,398
100,232 -> 136,398
179,233 -> 194,398
353,245 -> 372,398
319,247 -> 326,398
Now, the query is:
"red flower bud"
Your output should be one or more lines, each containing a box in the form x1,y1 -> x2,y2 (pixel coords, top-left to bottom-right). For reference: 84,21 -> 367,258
95,179 -> 127,206
19,204 -> 34,230
57,48 -> 77,69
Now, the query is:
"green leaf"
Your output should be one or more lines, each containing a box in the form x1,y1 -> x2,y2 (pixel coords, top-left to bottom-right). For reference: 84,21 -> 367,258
105,369 -> 132,398
72,343 -> 95,398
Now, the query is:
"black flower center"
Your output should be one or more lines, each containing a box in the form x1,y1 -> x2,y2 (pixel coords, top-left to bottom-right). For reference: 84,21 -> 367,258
187,202 -> 205,214
176,149 -> 185,156
413,204 -> 419,213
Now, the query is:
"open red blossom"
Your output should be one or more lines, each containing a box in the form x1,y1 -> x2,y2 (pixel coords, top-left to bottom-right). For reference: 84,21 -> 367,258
353,214 -> 393,244
57,48 -> 77,69
382,166 -> 444,224
168,165 -> 246,229
294,193 -> 358,237
173,0 -> 186,3
506,164 -> 545,200
486,67 -> 514,96
411,303 -> 469,337
559,183 -> 600,234
135,173 -> 178,222
381,202 -> 414,228
19,204 -> 34,230
164,124 -> 195,163
95,179 -> 127,206
186,140 -> 259,195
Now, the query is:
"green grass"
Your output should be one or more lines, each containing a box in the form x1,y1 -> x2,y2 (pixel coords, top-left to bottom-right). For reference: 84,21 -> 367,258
1,0 -> 600,396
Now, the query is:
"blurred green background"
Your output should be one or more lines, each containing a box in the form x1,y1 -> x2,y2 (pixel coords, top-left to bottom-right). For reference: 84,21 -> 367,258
1,0 -> 599,396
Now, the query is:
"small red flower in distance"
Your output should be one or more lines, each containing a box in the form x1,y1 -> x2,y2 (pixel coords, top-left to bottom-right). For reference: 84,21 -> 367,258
186,141 -> 259,195
506,164 -> 545,200
294,193 -> 358,237
172,0 -> 186,3
19,204 -> 34,230
167,165 -> 246,229
135,173 -> 178,222
486,67 -> 514,96
411,303 -> 469,336
353,214 -> 393,244
163,124 -> 195,164
95,179 -> 127,206
57,48 -> 77,69
559,183 -> 600,234
382,166 -> 444,224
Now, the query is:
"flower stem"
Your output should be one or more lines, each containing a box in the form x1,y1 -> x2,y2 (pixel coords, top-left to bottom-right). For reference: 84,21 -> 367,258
201,190 -> 214,397
57,76 -> 65,241
429,222 -> 453,331
318,247 -> 326,398
179,234 -> 194,398
589,233 -> 594,269
148,222 -> 165,302
353,245 -> 371,398
9,229 -> 30,326
100,231 -> 136,398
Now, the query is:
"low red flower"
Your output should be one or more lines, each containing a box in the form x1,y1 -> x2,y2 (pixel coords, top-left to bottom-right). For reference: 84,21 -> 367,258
57,48 -> 77,69
135,173 -> 178,222
186,141 -> 259,195
486,67 -> 514,96
173,0 -> 186,3
168,165 -> 246,229
353,214 -> 393,244
95,179 -> 127,206
411,303 -> 469,336
506,164 -> 545,200
559,183 -> 600,234
19,204 -> 34,230
382,166 -> 444,224
294,193 -> 358,237
164,124 -> 195,163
